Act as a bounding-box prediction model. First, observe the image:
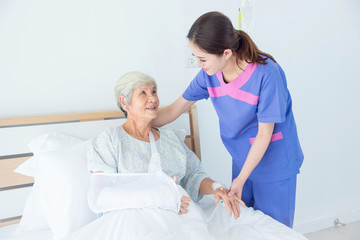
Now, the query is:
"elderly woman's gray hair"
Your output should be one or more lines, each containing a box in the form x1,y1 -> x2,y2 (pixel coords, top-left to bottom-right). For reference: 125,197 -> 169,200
114,71 -> 157,117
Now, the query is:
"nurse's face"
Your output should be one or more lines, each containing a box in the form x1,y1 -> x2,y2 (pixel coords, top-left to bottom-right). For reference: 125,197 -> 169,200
189,40 -> 230,76
125,83 -> 159,121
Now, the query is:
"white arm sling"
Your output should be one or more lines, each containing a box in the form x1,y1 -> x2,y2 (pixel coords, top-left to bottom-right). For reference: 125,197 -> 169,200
88,130 -> 181,213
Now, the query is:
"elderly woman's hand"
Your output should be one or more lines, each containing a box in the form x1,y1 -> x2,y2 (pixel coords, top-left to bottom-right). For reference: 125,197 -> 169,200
173,176 -> 192,215
213,187 -> 243,220
178,195 -> 191,215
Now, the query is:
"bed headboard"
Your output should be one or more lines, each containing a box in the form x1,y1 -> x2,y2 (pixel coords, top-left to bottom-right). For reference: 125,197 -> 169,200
0,105 -> 200,227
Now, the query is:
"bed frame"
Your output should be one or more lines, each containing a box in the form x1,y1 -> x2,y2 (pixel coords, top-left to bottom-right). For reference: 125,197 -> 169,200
0,105 -> 201,228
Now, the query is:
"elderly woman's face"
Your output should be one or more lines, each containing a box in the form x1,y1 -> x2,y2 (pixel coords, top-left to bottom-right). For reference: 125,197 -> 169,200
127,83 -> 159,120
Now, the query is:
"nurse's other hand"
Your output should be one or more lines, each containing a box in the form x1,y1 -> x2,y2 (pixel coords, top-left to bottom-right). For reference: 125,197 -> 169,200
228,177 -> 246,208
214,187 -> 240,219
178,195 -> 191,215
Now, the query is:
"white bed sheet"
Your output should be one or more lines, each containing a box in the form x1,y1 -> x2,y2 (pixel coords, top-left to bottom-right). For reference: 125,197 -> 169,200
0,196 -> 307,240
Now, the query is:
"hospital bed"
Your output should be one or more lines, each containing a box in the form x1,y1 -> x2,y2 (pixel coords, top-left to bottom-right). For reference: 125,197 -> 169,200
0,105 -> 307,239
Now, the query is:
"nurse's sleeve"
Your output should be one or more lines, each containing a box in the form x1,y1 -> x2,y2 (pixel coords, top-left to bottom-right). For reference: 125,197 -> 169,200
257,66 -> 289,123
182,69 -> 210,101
179,142 -> 209,203
87,129 -> 118,173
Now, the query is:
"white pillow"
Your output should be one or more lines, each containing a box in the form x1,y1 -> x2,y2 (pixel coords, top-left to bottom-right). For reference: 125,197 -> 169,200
15,132 -> 83,177
14,132 -> 83,233
36,141 -> 97,240
15,182 -> 49,232
28,131 -> 83,154
14,156 -> 38,177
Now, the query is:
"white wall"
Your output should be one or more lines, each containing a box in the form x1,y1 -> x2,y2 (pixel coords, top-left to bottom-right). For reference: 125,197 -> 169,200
1,0 -> 359,233
249,0 -> 360,233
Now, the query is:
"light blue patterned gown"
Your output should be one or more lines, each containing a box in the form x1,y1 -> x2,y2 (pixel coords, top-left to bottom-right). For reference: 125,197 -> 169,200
87,126 -> 208,202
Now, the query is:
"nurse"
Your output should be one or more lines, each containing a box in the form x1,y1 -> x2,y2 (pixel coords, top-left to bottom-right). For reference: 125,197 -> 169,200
153,11 -> 303,228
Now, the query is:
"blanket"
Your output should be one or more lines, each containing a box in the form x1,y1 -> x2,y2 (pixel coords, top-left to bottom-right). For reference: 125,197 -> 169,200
65,186 -> 307,240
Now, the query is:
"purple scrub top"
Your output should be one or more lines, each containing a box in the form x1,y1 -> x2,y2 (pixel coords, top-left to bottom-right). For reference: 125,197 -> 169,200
182,58 -> 303,183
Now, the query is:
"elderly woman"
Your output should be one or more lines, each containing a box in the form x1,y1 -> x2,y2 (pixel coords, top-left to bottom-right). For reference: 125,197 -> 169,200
86,71 -> 240,217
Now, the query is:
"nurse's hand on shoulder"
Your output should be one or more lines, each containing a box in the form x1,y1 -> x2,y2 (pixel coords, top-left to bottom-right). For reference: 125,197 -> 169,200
228,177 -> 247,209
213,187 -> 241,219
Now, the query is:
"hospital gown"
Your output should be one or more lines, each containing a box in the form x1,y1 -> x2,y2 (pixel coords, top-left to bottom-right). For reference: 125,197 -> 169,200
87,126 -> 208,202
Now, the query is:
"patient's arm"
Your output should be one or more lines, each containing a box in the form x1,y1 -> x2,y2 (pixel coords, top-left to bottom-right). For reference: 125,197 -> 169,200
88,173 -> 181,213
199,178 -> 215,194
199,178 -> 241,220
87,129 -> 119,174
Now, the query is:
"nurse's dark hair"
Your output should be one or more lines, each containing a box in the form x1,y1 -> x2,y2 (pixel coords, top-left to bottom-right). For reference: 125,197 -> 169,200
187,11 -> 276,66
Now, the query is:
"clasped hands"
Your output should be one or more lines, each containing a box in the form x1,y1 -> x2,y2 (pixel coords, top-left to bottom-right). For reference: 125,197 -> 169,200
213,186 -> 245,219
174,177 -> 245,219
